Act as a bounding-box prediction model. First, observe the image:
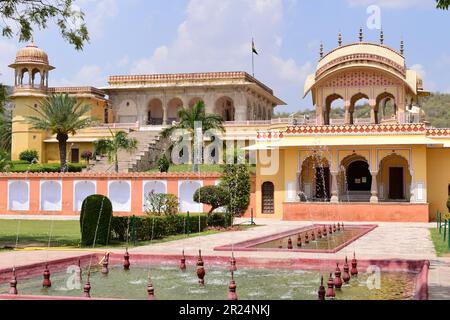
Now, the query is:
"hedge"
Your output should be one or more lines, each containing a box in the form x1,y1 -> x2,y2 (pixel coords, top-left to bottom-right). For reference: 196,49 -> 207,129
80,195 -> 113,246
9,163 -> 86,173
111,213 -> 230,242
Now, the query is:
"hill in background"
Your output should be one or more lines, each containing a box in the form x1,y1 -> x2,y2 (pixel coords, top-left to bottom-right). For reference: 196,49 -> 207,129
275,93 -> 450,128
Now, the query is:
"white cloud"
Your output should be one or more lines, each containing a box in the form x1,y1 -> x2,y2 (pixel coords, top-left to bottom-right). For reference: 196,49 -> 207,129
75,0 -> 119,39
347,0 -> 434,9
0,40 -> 17,85
54,65 -> 105,87
129,0 -> 310,109
410,64 -> 426,78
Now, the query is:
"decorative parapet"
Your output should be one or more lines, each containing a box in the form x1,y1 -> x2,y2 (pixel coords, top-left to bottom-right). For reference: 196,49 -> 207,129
0,172 -> 223,179
256,130 -> 284,141
285,123 -> 426,136
426,128 -> 450,137
107,71 -> 274,95
48,86 -> 107,99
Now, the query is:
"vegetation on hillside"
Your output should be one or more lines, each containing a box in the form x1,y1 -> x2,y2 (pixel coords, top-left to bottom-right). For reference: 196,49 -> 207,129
274,93 -> 450,128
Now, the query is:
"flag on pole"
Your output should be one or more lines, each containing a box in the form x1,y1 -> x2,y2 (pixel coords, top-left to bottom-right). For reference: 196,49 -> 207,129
252,39 -> 259,55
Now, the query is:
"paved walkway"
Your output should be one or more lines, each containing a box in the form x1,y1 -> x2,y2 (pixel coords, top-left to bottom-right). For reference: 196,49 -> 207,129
0,218 -> 448,300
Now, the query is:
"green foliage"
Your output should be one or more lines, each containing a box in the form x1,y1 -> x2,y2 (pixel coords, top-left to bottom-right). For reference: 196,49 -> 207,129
0,111 -> 12,152
94,130 -> 138,173
207,212 -> 233,228
158,154 -> 170,173
421,93 -> 450,128
144,192 -> 179,216
80,195 -> 113,246
0,84 -> 7,115
437,0 -> 450,10
0,0 -> 89,50
0,150 -> 11,172
9,162 -> 85,173
161,101 -> 225,172
25,94 -> 96,172
110,213 -> 228,242
193,185 -> 229,215
220,164 -> 251,217
19,149 -> 39,163
447,196 -> 450,213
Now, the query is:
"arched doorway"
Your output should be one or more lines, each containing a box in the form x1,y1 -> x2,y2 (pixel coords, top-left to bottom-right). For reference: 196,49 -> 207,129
189,97 -> 204,109
167,98 -> 183,123
350,93 -> 369,125
147,99 -> 163,125
215,96 -> 235,121
340,155 -> 371,202
301,155 -> 330,201
262,182 -> 274,214
325,94 -> 344,125
378,154 -> 411,202
377,92 -> 397,122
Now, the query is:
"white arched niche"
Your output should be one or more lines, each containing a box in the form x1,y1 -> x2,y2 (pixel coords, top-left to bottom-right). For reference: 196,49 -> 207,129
108,180 -> 131,212
179,180 -> 203,213
40,180 -> 62,211
142,180 -> 167,211
8,180 -> 30,211
74,180 -> 97,212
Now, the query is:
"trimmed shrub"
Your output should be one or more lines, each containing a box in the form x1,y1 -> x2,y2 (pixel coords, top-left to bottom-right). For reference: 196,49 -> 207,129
158,154 -> 170,173
19,150 -> 39,163
81,150 -> 93,164
207,212 -> 233,228
193,185 -> 229,215
221,164 -> 251,217
144,192 -> 179,216
447,196 -> 450,213
9,163 -> 85,173
80,195 -> 113,246
110,213 -> 228,242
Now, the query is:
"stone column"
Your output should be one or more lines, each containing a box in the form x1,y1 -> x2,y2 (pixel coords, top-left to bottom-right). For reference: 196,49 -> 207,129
369,100 -> 377,124
163,104 -> 168,125
330,171 -> 339,203
344,102 -> 351,125
370,171 -> 379,203
296,170 -> 302,201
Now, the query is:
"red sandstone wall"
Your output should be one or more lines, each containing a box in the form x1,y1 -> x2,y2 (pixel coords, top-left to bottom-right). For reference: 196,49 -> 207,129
283,202 -> 430,222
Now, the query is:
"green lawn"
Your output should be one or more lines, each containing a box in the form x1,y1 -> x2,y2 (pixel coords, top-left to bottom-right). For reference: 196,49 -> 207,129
430,228 -> 450,257
7,162 -> 86,173
0,220 -> 259,250
148,164 -> 256,174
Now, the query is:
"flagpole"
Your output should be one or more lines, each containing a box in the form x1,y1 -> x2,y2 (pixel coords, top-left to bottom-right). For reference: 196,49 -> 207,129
252,38 -> 255,77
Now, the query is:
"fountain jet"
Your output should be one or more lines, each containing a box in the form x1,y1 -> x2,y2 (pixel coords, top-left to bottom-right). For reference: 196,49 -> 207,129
229,252 -> 237,272
180,250 -> 187,271
42,264 -> 51,288
147,275 -> 156,300
9,268 -> 18,295
101,252 -> 110,275
228,271 -> 238,301
318,276 -> 326,300
287,238 -> 293,249
343,257 -> 351,283
83,271 -> 91,298
196,250 -> 206,285
124,248 -> 131,270
334,263 -> 343,289
326,273 -> 336,298
351,252 -> 359,277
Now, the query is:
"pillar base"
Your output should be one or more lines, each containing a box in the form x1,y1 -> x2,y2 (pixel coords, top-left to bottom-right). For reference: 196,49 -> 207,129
370,196 -> 379,203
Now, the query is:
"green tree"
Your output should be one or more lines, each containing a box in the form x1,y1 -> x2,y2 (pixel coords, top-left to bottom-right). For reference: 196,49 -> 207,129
0,111 -> 12,152
220,164 -> 251,218
0,0 -> 89,50
194,185 -> 229,215
0,84 -> 7,115
437,0 -> 450,9
0,149 -> 11,172
25,94 -> 96,172
161,101 -> 225,172
94,130 -> 138,173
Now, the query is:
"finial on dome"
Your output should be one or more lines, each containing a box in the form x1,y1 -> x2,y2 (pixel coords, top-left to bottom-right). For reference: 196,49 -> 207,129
319,42 -> 324,59
380,29 -> 384,45
400,38 -> 404,55
338,32 -> 342,47
359,27 -> 364,42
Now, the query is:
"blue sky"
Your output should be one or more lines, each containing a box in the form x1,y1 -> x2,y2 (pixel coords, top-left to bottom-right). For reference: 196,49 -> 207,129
0,0 -> 449,113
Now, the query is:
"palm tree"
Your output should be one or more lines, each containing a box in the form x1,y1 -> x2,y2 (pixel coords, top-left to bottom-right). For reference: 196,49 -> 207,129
25,94 -> 97,172
161,101 -> 225,172
0,111 -> 12,152
94,129 -> 138,173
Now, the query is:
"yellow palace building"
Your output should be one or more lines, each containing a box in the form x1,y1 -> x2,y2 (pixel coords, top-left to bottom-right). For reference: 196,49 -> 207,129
250,32 -> 450,222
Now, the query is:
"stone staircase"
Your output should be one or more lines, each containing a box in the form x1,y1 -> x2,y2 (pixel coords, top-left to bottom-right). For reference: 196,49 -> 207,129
88,130 -> 168,173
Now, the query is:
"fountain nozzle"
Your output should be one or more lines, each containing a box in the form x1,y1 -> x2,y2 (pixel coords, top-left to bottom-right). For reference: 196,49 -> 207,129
42,264 -> 51,288
9,268 -> 18,295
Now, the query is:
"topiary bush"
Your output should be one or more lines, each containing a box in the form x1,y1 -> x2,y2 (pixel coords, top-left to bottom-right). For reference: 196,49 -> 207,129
19,150 -> 39,163
447,196 -> 450,213
158,154 -> 170,173
193,185 -> 229,215
80,195 -> 113,246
